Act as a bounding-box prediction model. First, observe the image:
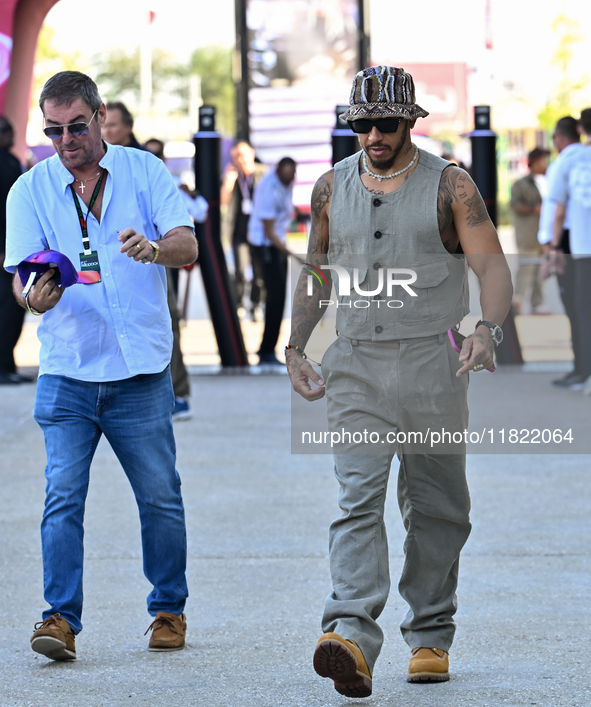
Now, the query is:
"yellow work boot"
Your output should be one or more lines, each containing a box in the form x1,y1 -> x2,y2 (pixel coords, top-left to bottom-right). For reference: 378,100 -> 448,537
31,614 -> 76,661
407,647 -> 449,682
313,632 -> 372,698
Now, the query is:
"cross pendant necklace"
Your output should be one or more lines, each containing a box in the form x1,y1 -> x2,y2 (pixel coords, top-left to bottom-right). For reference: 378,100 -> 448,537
74,171 -> 102,194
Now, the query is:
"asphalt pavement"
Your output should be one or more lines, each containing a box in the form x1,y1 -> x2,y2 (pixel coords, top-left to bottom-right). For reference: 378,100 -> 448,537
1,371 -> 590,707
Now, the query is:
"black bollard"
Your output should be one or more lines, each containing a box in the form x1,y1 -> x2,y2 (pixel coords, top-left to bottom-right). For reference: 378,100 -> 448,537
331,105 -> 360,166
470,106 -> 497,225
194,106 -> 249,367
470,105 -> 523,365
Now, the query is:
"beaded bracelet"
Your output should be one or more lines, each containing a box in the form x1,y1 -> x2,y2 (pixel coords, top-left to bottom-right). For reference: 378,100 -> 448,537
284,344 -> 320,366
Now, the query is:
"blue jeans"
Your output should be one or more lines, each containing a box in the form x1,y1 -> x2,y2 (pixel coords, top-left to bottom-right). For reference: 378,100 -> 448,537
34,368 -> 188,634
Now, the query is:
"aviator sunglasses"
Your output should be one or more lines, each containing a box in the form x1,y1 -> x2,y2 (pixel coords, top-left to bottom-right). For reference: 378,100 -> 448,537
43,109 -> 98,140
349,117 -> 402,134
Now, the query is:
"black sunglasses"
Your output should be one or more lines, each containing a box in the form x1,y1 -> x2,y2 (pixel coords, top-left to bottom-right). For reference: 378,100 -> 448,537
349,118 -> 402,134
43,110 -> 98,140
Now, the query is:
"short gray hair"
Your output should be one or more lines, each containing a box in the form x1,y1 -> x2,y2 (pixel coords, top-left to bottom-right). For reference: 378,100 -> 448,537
39,71 -> 102,114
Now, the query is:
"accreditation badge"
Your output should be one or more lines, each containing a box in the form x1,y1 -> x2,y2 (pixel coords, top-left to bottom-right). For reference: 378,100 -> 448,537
79,251 -> 102,283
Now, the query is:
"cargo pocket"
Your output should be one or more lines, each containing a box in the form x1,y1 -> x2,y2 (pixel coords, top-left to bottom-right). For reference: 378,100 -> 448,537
398,258 -> 450,324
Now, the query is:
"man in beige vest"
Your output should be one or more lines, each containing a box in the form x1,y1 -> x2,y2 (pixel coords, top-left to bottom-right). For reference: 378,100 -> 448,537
286,66 -> 512,696
510,147 -> 550,314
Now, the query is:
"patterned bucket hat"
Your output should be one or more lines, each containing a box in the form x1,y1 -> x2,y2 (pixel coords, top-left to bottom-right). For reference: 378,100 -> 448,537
340,66 -> 429,122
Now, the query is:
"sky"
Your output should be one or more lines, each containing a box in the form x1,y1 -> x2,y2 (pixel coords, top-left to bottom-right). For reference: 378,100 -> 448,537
43,0 -> 591,118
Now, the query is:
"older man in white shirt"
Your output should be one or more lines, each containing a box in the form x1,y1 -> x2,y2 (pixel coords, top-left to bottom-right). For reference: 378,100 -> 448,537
5,71 -> 197,660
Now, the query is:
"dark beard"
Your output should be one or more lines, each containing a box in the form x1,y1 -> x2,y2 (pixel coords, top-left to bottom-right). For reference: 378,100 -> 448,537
365,123 -> 409,172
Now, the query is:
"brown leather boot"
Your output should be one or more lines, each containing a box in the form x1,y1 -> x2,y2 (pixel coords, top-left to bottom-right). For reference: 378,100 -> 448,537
145,612 -> 187,652
31,614 -> 76,661
407,647 -> 450,682
313,632 -> 372,698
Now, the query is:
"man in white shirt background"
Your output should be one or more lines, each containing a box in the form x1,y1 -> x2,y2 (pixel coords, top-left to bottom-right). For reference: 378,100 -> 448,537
247,157 -> 297,365
548,109 -> 591,393
538,116 -> 584,388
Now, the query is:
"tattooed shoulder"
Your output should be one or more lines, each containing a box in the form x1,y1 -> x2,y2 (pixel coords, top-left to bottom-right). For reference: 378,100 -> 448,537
451,167 -> 490,227
311,170 -> 334,218
438,166 -> 490,231
437,166 -> 456,234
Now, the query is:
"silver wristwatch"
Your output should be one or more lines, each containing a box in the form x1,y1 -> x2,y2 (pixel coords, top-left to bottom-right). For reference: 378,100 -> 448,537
475,320 -> 503,346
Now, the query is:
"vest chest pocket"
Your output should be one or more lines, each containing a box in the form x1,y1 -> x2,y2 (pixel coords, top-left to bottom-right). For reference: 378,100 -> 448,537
336,265 -> 369,326
397,258 -> 453,324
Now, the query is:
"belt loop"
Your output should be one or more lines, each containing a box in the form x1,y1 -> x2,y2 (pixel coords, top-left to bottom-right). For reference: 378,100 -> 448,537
438,333 -> 444,345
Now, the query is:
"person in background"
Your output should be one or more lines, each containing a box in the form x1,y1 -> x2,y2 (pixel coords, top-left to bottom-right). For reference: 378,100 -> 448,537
248,157 -> 297,366
0,116 -> 29,384
509,147 -> 551,315
548,108 -> 591,395
538,116 -> 584,388
103,102 -> 143,149
144,137 -> 208,421
221,141 -> 268,320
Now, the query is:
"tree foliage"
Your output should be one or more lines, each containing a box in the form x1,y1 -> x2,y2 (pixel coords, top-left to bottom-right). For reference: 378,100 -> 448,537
93,48 -> 185,109
33,25 -> 87,107
33,27 -> 236,137
538,14 -> 589,132
92,45 -> 235,135
188,46 -> 235,136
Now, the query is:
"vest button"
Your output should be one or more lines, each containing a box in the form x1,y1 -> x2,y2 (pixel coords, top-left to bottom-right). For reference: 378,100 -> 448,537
373,262 -> 381,270
375,326 -> 383,333
373,198 -> 382,207
374,230 -> 382,239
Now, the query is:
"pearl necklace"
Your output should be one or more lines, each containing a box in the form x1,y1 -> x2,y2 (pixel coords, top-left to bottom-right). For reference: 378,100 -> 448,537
362,146 -> 419,182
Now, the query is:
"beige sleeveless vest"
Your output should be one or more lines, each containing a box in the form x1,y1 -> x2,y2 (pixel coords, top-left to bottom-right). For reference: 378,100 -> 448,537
328,148 -> 469,340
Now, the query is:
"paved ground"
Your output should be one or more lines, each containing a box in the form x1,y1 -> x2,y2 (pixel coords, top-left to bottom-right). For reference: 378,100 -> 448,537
1,371 -> 590,707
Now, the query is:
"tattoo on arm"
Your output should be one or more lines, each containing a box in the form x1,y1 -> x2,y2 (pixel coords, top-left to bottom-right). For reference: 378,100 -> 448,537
454,170 -> 490,227
437,167 -> 455,234
438,166 -> 491,233
311,174 -> 332,224
289,173 -> 333,349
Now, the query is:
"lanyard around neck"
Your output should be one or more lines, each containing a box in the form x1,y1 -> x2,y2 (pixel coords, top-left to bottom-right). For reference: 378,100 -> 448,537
237,172 -> 253,200
70,170 -> 105,255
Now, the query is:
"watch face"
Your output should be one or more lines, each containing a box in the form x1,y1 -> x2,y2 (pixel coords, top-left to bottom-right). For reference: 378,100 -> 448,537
492,326 -> 503,344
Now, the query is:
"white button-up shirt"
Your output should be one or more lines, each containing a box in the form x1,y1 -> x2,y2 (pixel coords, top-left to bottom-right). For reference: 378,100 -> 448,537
547,143 -> 591,255
247,169 -> 294,246
4,144 -> 194,381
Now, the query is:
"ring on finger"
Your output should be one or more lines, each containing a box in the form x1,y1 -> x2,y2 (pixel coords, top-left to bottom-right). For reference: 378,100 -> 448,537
473,363 -> 485,371
136,243 -> 141,251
